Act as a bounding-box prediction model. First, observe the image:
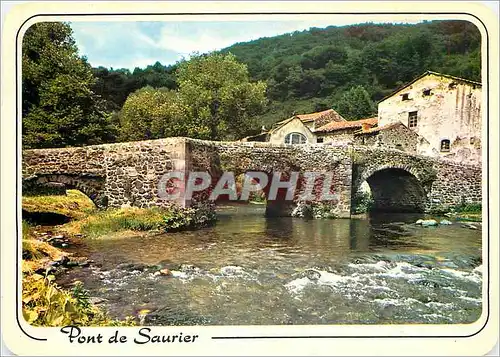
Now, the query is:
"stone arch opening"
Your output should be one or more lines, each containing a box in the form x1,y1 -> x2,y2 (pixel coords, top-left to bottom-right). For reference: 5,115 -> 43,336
364,168 -> 426,213
210,170 -> 299,217
22,174 -> 107,208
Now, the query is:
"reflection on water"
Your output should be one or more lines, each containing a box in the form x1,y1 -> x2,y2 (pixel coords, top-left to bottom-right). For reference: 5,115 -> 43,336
58,204 -> 482,325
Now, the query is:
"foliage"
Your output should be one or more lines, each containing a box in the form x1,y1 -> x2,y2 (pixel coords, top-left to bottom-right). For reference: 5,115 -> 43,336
176,52 -> 268,140
116,53 -> 267,141
351,191 -> 374,214
96,20 -> 481,129
453,202 -> 482,213
220,20 -> 481,126
26,20 -> 481,145
118,86 -> 190,141
22,22 -> 117,148
92,62 -> 178,112
333,85 -> 377,120
22,274 -> 135,326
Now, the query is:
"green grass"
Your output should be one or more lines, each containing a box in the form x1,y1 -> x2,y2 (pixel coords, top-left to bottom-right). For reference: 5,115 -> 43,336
22,189 -> 96,220
61,205 -> 215,239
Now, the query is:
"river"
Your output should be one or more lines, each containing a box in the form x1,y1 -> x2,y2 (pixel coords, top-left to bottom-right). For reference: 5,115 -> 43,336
57,204 -> 482,325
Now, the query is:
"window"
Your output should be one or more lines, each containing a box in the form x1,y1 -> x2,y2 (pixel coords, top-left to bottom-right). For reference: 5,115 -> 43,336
317,137 -> 324,143
449,82 -> 457,89
408,111 -> 418,129
285,132 -> 307,145
395,144 -> 403,150
440,139 -> 450,152
402,93 -> 410,101
423,89 -> 432,96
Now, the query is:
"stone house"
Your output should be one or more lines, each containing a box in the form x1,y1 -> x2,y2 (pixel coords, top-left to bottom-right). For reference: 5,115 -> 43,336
377,71 -> 482,165
314,117 -> 378,144
241,109 -> 345,145
353,121 -> 433,155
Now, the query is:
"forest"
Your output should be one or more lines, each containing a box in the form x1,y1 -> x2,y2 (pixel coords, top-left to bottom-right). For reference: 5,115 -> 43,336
22,20 -> 481,148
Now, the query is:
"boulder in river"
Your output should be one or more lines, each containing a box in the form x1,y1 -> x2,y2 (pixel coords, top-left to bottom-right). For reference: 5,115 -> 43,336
304,269 -> 321,281
179,264 -> 199,272
461,223 -> 478,230
439,219 -> 453,225
416,219 -> 438,226
154,268 -> 173,277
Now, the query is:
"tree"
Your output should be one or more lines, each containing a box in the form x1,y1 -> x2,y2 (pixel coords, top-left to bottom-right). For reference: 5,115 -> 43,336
22,22 -> 116,148
118,87 -> 191,141
334,85 -> 377,120
176,52 -> 267,140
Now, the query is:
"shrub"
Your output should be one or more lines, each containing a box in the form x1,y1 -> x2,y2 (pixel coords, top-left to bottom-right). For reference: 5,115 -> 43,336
351,191 -> 373,214
22,274 -> 135,327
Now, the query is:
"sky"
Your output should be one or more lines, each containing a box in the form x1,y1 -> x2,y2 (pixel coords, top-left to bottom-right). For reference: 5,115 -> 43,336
70,18 -> 424,70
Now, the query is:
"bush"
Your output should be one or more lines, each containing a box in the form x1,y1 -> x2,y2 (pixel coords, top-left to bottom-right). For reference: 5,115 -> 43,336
22,274 -> 135,327
351,191 -> 373,214
454,203 -> 482,213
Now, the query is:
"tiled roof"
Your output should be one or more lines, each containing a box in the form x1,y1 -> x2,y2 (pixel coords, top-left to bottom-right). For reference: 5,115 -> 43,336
354,122 -> 401,135
274,109 -> 345,126
315,117 -> 378,133
295,109 -> 346,123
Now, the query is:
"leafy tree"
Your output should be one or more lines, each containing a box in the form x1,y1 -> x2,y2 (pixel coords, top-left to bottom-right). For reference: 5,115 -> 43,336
118,86 -> 190,141
176,53 -> 267,140
334,85 -> 377,120
22,22 -> 116,148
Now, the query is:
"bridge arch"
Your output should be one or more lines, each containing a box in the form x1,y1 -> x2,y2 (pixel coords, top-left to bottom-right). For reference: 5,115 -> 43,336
358,166 -> 428,213
22,174 -> 107,208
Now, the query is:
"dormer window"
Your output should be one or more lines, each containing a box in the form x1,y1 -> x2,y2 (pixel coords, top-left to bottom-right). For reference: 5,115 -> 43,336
423,89 -> 432,96
402,93 -> 410,101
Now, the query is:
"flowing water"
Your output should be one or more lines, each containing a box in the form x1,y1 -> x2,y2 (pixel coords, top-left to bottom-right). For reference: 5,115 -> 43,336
57,204 -> 483,325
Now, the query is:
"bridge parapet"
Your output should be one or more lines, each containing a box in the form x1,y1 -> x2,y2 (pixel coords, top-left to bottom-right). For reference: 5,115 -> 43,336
21,138 -> 482,215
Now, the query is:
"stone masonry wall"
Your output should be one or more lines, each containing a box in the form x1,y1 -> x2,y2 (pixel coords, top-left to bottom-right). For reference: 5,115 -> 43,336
351,146 -> 482,212
22,138 -> 482,215
186,139 -> 354,217
353,124 -> 420,154
102,138 -> 186,208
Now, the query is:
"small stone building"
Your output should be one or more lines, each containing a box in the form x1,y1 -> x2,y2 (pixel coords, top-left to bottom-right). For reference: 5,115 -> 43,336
353,121 -> 434,155
314,117 -> 378,144
241,109 -> 345,145
377,71 -> 482,165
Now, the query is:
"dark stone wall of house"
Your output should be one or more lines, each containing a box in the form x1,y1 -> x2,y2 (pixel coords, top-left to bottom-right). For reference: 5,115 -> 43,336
22,138 -> 482,216
353,125 -> 420,154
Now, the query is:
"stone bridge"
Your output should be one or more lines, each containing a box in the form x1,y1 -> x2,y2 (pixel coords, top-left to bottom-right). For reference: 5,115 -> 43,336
22,137 -> 482,217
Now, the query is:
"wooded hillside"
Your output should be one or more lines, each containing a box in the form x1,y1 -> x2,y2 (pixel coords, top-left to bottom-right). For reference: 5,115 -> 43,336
93,20 -> 481,125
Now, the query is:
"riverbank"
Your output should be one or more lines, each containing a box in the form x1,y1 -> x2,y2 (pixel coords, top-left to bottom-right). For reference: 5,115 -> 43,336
22,222 -> 136,326
21,190 -> 216,326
